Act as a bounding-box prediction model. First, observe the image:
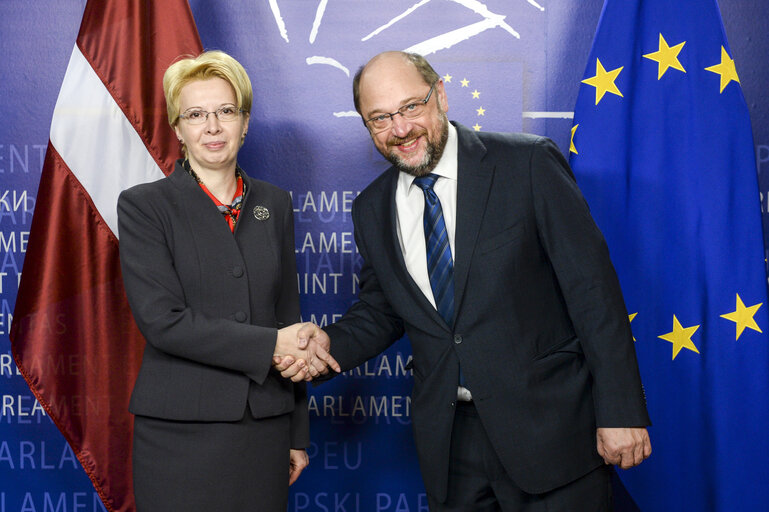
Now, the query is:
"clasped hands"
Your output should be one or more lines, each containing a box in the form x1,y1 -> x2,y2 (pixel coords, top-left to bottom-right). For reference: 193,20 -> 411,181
273,322 -> 338,381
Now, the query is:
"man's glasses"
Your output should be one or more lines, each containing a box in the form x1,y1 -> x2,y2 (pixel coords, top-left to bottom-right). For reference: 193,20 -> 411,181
179,105 -> 243,125
365,81 -> 437,133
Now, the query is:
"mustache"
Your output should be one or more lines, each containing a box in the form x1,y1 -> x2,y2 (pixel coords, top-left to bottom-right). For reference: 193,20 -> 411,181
386,129 -> 426,147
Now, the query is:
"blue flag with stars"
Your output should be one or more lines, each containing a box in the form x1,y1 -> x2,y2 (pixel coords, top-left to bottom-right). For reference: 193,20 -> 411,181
570,0 -> 769,510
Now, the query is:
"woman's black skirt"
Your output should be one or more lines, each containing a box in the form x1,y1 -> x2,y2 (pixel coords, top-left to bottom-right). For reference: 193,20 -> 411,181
132,410 -> 290,511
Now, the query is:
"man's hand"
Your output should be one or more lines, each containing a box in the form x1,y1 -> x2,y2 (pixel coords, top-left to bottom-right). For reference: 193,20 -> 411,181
596,427 -> 651,469
273,322 -> 339,382
288,449 -> 308,486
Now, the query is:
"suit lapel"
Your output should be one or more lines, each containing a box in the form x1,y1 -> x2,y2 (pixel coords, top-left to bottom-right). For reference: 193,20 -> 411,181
453,124 -> 493,321
377,168 -> 449,329
233,172 -> 267,249
168,163 -> 241,252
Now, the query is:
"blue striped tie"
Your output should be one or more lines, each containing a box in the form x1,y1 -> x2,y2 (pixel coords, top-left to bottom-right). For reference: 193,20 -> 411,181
413,174 -> 454,325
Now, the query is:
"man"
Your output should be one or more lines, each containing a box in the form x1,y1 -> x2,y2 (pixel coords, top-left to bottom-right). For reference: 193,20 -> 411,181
279,51 -> 651,511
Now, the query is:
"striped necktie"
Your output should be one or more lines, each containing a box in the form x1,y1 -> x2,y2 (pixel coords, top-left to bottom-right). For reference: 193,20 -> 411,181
412,174 -> 454,325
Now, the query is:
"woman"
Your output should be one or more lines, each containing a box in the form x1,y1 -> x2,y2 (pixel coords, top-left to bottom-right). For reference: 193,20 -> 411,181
117,50 -> 331,511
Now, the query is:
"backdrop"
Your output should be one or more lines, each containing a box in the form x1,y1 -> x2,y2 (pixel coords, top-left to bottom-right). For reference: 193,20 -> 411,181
1,1 -> 768,511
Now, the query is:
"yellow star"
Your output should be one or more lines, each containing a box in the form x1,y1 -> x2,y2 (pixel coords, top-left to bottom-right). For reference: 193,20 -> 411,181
581,58 -> 624,105
471,89 -> 481,99
476,106 -> 486,116
472,123 -> 482,131
628,312 -> 637,341
720,294 -> 763,340
443,73 -> 452,83
643,33 -> 686,79
658,315 -> 700,360
705,46 -> 740,93
460,78 -> 470,87
570,124 -> 578,154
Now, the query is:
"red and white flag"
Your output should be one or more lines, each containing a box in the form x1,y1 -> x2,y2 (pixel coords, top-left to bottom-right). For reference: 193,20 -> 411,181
10,1 -> 201,510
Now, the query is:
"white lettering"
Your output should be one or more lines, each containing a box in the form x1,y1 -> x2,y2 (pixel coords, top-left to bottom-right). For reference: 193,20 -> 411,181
297,272 -> 343,294
342,354 -> 413,378
307,395 -> 411,419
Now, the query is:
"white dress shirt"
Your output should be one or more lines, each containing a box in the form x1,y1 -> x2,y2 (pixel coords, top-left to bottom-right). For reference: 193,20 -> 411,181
395,123 -> 458,309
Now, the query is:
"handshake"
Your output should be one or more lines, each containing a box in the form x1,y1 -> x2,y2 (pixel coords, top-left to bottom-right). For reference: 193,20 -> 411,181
273,322 -> 340,382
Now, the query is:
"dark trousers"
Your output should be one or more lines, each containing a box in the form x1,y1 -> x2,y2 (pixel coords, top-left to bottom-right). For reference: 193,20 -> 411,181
428,402 -> 612,512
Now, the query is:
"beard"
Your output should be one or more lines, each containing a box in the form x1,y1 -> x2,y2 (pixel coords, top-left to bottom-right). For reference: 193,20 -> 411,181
383,112 -> 449,177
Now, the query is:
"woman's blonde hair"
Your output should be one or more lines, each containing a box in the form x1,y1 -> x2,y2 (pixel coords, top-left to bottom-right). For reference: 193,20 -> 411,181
163,50 -> 252,127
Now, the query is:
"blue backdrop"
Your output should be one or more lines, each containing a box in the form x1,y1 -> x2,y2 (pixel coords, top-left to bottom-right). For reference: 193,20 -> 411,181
1,1 -> 768,510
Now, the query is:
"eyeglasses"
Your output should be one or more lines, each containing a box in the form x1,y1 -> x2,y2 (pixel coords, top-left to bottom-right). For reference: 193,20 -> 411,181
365,81 -> 437,133
179,105 -> 243,125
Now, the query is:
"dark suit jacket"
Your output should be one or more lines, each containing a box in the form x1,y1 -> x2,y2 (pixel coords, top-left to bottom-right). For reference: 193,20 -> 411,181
325,123 -> 650,499
118,160 -> 308,448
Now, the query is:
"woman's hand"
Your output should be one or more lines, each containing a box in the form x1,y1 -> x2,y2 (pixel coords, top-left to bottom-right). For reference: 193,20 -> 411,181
289,449 -> 309,486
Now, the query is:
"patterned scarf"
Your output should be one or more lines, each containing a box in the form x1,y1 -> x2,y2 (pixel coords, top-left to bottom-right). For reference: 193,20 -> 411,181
184,160 -> 246,232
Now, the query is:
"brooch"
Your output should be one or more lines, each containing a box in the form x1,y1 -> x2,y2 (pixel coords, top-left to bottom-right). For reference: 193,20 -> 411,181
253,205 -> 270,220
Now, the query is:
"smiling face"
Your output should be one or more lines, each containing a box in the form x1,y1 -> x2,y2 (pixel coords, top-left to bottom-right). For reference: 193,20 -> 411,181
173,77 -> 249,175
358,53 -> 449,177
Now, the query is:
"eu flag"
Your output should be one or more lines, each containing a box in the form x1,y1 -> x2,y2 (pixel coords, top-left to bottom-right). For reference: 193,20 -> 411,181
569,1 -> 769,510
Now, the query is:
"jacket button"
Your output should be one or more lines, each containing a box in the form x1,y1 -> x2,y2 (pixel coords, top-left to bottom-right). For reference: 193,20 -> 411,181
454,334 -> 462,344
232,265 -> 244,278
234,311 -> 247,322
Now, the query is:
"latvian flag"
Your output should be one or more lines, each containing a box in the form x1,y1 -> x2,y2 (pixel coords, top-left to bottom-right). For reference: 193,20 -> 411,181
10,1 -> 201,510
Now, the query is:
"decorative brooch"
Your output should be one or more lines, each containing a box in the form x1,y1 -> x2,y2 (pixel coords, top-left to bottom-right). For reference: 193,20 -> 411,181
253,205 -> 270,221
